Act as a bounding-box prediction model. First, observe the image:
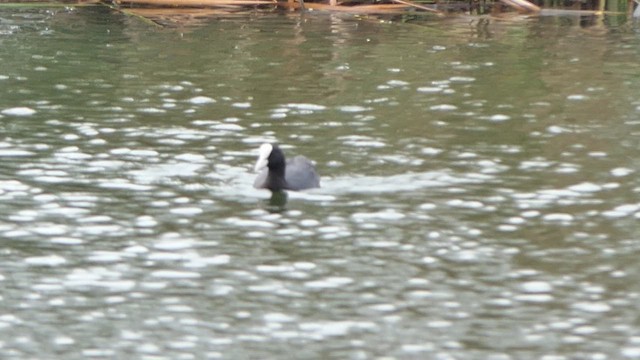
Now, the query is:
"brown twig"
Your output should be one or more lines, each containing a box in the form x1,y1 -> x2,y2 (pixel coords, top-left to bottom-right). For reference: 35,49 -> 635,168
278,2 -> 414,13
390,0 -> 444,15
499,0 -> 540,13
116,0 -> 274,6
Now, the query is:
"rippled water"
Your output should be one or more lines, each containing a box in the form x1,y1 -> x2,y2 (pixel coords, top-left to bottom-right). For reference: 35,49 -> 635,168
2,7 -> 640,359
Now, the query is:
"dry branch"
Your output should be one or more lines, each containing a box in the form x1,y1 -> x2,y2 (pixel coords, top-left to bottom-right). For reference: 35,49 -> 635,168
499,0 -> 540,13
116,0 -> 274,6
390,0 -> 443,15
279,2 -> 412,13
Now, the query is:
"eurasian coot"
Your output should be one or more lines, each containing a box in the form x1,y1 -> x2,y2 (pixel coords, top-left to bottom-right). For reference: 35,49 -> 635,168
253,143 -> 320,192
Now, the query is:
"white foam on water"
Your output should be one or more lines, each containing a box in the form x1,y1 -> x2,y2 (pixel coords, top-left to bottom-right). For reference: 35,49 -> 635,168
430,104 -> 458,111
25,255 -> 67,266
304,277 -> 353,289
283,103 -> 326,111
1,107 -> 36,116
299,321 -> 377,338
188,96 -> 216,104
520,281 -> 553,293
417,86 -> 443,93
571,302 -> 611,313
337,105 -> 370,113
150,270 -> 201,279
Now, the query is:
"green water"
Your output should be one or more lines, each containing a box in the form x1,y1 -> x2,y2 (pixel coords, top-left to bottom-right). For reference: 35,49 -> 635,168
1,7 -> 640,359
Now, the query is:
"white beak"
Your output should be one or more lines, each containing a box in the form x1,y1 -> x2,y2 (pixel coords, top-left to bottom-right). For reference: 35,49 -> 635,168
254,143 -> 273,172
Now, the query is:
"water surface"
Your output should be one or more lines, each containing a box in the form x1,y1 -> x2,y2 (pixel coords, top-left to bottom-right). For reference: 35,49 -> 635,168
1,8 -> 640,359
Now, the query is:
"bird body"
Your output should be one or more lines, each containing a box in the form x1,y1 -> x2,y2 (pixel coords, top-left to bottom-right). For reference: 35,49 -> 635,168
253,143 -> 320,192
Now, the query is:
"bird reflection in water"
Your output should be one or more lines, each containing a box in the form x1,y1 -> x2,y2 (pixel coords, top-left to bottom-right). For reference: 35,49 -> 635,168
265,190 -> 288,212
